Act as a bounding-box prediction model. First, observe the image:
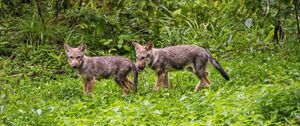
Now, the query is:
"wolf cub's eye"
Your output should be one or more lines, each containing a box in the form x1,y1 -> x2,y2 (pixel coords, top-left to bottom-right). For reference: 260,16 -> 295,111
76,56 -> 81,59
69,56 -> 73,59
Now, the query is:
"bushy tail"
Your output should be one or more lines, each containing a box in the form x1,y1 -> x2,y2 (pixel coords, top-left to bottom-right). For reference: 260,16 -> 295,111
131,62 -> 138,93
209,55 -> 230,80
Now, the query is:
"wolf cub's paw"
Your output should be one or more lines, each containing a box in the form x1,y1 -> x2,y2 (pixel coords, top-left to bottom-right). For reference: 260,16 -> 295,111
203,83 -> 211,88
153,86 -> 160,92
122,92 -> 129,97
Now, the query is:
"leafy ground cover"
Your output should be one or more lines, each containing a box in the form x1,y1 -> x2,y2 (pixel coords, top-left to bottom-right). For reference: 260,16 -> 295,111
1,43 -> 299,125
1,0 -> 300,125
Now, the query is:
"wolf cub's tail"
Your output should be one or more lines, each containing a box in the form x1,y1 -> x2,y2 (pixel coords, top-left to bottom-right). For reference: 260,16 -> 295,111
209,55 -> 230,80
131,62 -> 138,93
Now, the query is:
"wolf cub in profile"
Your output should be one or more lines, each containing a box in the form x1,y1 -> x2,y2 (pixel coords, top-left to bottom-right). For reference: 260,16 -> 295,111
132,42 -> 229,92
64,43 -> 138,96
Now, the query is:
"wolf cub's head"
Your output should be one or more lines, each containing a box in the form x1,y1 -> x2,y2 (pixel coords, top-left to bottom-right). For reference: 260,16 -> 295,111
132,41 -> 153,72
64,43 -> 86,68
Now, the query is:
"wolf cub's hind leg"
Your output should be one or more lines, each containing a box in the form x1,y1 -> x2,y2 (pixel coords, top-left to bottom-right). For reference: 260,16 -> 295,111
194,69 -> 210,92
124,77 -> 134,90
114,77 -> 130,96
203,72 -> 211,86
121,80 -> 131,96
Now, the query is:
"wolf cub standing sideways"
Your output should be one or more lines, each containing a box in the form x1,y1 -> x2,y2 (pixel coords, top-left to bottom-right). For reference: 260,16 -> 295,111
132,42 -> 229,92
64,43 -> 138,96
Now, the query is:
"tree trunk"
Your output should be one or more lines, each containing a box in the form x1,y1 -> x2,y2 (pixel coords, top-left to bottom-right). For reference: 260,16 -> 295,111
54,0 -> 62,18
36,1 -> 45,26
78,0 -> 83,10
273,9 -> 283,44
294,0 -> 300,40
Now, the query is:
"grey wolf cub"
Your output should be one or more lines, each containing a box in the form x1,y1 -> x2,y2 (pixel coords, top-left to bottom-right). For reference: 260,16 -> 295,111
64,43 -> 138,96
132,42 -> 229,92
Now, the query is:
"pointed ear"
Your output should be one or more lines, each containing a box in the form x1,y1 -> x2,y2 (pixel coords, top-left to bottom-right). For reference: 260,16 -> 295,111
78,43 -> 86,52
64,43 -> 71,52
132,42 -> 142,50
145,41 -> 153,51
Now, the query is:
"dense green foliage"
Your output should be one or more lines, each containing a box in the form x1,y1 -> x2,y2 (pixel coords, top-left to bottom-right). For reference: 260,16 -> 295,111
1,0 -> 300,125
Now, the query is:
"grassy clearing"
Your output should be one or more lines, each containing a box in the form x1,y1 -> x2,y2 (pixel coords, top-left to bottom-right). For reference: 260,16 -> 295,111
1,45 -> 300,125
1,0 -> 300,125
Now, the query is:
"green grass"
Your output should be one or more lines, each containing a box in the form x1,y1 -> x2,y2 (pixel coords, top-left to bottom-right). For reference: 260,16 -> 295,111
1,46 -> 300,125
1,0 -> 300,125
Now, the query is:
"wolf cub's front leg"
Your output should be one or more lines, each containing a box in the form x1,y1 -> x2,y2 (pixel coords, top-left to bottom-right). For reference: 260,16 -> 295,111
153,72 -> 170,91
83,78 -> 95,96
162,72 -> 170,88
